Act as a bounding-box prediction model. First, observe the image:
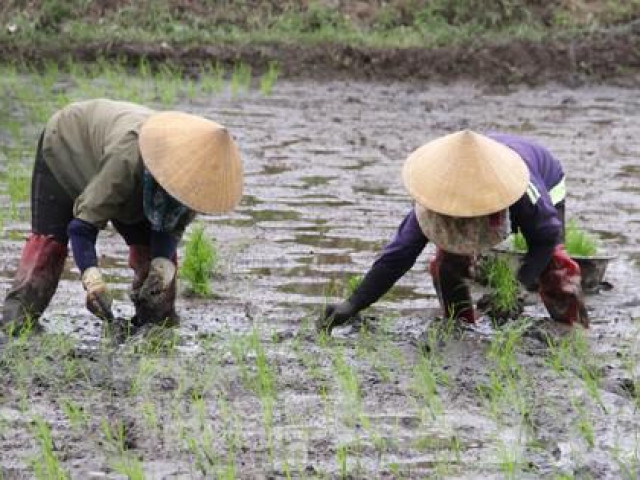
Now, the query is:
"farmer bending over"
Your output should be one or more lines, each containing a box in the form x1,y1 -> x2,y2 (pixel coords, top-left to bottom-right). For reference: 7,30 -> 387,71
2,99 -> 243,334
318,130 -> 588,334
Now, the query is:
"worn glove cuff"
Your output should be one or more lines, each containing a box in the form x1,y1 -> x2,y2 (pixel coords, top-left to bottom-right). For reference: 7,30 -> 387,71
82,267 -> 106,292
150,257 -> 176,287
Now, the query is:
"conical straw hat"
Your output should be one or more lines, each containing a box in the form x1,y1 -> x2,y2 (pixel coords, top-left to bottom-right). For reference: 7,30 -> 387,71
402,130 -> 529,217
139,112 -> 243,214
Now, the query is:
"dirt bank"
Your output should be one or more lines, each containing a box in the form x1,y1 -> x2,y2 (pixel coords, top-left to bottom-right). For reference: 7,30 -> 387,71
1,24 -> 640,86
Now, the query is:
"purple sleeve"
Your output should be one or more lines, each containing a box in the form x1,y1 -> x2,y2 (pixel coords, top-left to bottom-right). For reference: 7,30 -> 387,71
374,209 -> 428,270
68,218 -> 99,273
510,185 -> 562,288
349,210 -> 428,310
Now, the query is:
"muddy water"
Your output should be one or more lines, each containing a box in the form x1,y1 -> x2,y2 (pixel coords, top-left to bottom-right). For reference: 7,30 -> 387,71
1,80 -> 639,478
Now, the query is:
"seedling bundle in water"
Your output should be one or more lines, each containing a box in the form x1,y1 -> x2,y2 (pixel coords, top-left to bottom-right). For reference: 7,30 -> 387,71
511,220 -> 598,257
565,220 -> 598,257
479,257 -> 522,325
181,223 -> 218,297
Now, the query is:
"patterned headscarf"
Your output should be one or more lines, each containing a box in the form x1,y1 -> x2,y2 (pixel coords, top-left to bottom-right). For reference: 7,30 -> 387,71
143,169 -> 195,233
415,203 -> 511,255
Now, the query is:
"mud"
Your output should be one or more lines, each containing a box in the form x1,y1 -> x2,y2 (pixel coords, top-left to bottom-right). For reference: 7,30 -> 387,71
1,79 -> 639,478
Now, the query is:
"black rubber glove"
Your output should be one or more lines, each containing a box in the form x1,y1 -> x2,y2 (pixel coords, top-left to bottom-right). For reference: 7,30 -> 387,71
518,243 -> 555,292
316,301 -> 360,335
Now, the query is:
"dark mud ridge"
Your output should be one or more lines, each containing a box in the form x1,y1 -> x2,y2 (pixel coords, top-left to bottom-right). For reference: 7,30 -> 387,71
2,23 -> 640,85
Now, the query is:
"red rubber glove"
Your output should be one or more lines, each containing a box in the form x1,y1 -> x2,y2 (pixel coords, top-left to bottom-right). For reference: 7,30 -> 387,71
538,245 -> 589,327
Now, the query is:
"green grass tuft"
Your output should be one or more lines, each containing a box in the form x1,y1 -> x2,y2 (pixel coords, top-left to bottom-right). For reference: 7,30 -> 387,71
181,223 -> 218,297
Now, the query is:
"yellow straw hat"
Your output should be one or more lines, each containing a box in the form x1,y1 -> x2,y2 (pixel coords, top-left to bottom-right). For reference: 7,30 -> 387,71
402,130 -> 529,217
139,112 -> 243,214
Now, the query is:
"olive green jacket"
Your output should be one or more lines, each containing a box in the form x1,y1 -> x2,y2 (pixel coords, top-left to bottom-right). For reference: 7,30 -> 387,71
42,99 -> 155,228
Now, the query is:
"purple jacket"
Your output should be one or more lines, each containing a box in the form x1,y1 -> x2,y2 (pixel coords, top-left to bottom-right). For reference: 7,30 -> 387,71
349,133 -> 565,310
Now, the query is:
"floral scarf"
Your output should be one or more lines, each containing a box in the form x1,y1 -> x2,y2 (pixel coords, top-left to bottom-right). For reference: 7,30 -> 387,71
143,169 -> 195,233
415,203 -> 510,255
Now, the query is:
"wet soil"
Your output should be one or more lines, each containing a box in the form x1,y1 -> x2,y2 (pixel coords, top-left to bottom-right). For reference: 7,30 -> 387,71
1,79 -> 640,478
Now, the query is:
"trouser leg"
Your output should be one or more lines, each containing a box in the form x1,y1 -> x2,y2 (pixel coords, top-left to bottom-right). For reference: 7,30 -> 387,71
2,135 -> 71,332
429,248 -> 475,323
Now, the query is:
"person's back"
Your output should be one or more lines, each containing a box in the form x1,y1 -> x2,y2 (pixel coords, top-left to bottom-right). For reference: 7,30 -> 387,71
42,99 -> 154,198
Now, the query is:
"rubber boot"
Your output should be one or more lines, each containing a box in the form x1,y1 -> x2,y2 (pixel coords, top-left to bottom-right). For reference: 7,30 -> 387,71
2,234 -> 68,334
129,244 -> 152,303
429,248 -> 475,323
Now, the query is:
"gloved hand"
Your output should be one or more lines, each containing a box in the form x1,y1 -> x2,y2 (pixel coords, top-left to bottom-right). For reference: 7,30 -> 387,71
137,257 -> 177,326
139,258 -> 176,298
539,245 -> 589,327
81,267 -> 113,321
316,300 -> 360,335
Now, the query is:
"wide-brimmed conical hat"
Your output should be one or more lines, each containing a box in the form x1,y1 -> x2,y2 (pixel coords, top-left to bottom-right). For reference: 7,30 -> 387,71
402,130 -> 528,217
139,112 -> 243,214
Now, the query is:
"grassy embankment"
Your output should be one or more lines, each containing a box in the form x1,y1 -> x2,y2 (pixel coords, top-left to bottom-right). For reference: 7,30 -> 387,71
1,1 -> 639,69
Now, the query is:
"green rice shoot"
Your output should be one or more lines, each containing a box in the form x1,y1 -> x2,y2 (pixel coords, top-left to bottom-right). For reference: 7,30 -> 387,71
512,221 -> 598,257
181,223 -> 218,297
565,220 -> 598,257
511,229 -> 528,253
485,257 -> 519,314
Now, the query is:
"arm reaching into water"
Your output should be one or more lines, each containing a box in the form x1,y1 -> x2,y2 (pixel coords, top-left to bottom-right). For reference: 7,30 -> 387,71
317,209 -> 428,334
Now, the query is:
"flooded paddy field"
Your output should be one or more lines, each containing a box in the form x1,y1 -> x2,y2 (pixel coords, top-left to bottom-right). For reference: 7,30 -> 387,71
1,72 -> 639,479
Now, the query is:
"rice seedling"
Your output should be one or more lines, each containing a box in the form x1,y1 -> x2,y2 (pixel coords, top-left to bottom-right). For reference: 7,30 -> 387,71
132,326 -> 180,355
511,229 -> 528,252
181,223 -> 218,297
137,56 -> 153,79
411,354 -> 445,420
185,77 -> 199,100
332,349 -> 364,426
579,361 -> 605,412
154,64 -> 181,107
7,161 -> 31,220
336,443 -> 349,478
479,319 -> 536,428
40,60 -> 60,93
482,256 -> 521,324
565,219 -> 598,257
231,62 -> 252,96
201,61 -> 226,95
344,273 -> 363,297
547,329 -> 606,410
260,61 -> 280,96
497,440 -> 521,480
101,416 -> 146,479
140,400 -> 158,433
130,356 -> 159,397
572,398 -> 595,448
612,432 -> 639,480
229,334 -> 252,385
61,398 -> 88,431
31,416 -> 69,480
110,456 -> 145,480
247,328 -> 278,461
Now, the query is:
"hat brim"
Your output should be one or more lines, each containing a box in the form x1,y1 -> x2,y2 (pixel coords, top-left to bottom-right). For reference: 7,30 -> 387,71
139,112 -> 243,214
403,131 -> 529,217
